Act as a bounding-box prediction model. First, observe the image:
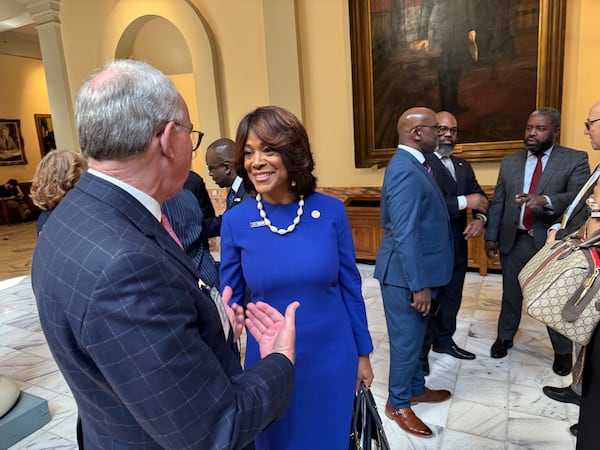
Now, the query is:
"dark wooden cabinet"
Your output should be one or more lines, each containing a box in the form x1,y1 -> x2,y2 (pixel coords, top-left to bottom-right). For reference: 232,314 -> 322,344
344,187 -> 501,275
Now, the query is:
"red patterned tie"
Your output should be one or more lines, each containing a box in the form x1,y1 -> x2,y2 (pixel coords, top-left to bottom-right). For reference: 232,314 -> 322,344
160,214 -> 183,249
523,154 -> 543,230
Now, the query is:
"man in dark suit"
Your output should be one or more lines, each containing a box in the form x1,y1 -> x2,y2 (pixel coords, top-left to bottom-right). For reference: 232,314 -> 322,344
415,0 -> 477,113
31,59 -> 299,449
421,111 -> 488,373
485,108 -> 589,376
375,107 -> 454,438
184,170 -> 221,243
205,137 -> 250,209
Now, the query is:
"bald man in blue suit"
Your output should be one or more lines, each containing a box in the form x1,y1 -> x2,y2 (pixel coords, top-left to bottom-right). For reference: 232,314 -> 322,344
375,107 -> 454,438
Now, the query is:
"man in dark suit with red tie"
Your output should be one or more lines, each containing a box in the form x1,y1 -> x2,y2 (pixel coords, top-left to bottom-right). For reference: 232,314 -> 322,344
31,59 -> 298,449
421,111 -> 488,374
484,108 -> 589,375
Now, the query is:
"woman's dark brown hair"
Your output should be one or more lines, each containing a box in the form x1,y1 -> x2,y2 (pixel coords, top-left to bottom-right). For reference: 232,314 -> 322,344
234,106 -> 317,196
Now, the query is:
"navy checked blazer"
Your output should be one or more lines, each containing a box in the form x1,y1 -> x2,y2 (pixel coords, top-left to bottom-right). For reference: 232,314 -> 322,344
32,172 -> 294,449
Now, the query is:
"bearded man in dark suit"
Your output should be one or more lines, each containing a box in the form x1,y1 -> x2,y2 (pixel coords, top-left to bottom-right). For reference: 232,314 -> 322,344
421,111 -> 488,374
485,107 -> 589,376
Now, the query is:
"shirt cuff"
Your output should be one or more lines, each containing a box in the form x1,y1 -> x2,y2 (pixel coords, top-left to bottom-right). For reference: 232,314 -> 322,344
543,195 -> 554,213
457,195 -> 467,210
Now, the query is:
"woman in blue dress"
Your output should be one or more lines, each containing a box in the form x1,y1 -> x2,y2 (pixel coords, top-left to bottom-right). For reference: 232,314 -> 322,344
220,106 -> 374,449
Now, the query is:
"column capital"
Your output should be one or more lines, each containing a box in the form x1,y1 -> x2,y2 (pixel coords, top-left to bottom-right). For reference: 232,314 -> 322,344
25,0 -> 61,26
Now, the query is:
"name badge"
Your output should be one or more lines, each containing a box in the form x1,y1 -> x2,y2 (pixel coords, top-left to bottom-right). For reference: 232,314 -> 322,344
249,220 -> 266,228
199,280 -> 230,340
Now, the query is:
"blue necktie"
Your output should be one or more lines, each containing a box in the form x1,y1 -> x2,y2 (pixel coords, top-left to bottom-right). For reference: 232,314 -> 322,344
226,189 -> 235,210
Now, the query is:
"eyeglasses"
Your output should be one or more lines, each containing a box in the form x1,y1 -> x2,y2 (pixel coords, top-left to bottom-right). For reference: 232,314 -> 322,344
585,118 -> 600,131
207,163 -> 227,173
174,122 -> 204,153
412,124 -> 440,132
437,126 -> 458,135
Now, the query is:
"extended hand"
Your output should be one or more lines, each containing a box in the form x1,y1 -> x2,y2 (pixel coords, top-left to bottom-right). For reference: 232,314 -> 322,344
515,193 -> 547,209
245,301 -> 300,363
463,219 -> 484,239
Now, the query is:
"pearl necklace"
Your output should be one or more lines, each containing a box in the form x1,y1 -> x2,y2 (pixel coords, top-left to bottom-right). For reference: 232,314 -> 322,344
256,193 -> 304,235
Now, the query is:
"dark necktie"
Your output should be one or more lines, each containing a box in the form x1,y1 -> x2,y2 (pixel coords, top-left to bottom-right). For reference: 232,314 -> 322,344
423,161 -> 433,177
226,188 -> 235,210
523,154 -> 544,230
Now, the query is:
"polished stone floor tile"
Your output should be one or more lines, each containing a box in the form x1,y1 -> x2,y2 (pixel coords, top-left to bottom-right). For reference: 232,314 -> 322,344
0,241 -> 577,449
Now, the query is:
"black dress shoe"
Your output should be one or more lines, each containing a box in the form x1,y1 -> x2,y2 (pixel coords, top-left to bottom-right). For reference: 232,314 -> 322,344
542,385 -> 581,405
432,344 -> 476,360
490,338 -> 513,358
570,423 -> 578,437
553,353 -> 573,376
420,352 -> 430,376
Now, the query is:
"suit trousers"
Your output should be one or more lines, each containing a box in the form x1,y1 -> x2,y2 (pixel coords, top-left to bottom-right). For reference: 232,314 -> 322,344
423,255 -> 467,349
498,232 -> 573,354
498,232 -> 538,340
380,283 -> 427,408
577,325 -> 600,449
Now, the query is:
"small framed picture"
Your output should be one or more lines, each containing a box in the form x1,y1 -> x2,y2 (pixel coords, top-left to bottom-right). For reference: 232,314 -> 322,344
34,114 -> 56,157
0,119 -> 26,166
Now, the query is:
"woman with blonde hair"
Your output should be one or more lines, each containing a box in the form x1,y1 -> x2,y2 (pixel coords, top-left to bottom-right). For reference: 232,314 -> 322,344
30,149 -> 87,234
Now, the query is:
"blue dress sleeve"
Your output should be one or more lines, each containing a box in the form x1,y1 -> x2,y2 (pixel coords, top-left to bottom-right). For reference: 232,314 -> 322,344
334,201 -> 374,355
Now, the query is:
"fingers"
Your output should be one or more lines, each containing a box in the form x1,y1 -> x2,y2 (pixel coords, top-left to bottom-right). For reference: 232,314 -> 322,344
283,301 -> 300,328
221,286 -> 232,306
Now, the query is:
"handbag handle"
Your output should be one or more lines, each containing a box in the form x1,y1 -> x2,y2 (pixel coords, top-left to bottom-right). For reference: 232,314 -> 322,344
578,232 -> 600,248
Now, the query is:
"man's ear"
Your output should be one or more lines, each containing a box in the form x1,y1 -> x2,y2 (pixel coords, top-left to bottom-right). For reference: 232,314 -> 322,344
157,121 -> 177,157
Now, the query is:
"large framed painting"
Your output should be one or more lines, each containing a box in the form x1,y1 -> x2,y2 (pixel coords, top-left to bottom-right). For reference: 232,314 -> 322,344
0,119 -> 26,166
349,0 -> 567,168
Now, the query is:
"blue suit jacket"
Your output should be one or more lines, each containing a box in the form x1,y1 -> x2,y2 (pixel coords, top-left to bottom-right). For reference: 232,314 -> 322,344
32,172 -> 293,450
375,148 -> 454,290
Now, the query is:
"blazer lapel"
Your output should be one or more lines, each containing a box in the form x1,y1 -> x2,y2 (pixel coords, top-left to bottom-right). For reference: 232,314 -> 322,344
512,150 -> 527,194
536,145 -> 562,193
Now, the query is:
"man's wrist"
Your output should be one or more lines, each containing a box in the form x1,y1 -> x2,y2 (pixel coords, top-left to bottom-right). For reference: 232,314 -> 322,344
475,213 -> 487,224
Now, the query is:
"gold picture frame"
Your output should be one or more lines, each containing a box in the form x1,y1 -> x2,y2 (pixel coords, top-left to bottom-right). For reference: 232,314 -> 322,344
34,114 -> 56,157
0,119 -> 26,166
349,0 -> 567,168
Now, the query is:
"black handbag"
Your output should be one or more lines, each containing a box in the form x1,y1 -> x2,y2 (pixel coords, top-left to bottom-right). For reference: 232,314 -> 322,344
349,382 -> 391,450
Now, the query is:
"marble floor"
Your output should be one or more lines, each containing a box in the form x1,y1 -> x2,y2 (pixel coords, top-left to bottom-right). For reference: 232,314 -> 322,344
0,222 -> 579,449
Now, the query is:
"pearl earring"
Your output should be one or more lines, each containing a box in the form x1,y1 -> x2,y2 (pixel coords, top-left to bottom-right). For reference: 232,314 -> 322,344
291,180 -> 297,187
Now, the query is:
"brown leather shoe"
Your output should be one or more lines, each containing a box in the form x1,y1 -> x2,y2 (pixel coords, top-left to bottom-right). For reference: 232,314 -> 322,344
385,404 -> 432,438
410,387 -> 451,405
